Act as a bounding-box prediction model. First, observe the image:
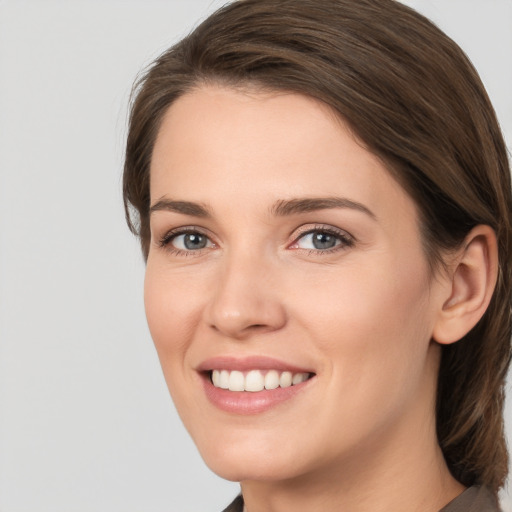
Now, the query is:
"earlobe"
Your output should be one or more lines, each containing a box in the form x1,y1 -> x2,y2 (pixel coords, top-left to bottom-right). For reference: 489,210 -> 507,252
432,225 -> 498,345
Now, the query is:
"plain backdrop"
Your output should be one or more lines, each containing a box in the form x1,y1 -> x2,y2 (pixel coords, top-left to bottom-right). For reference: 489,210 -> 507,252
0,1 -> 511,511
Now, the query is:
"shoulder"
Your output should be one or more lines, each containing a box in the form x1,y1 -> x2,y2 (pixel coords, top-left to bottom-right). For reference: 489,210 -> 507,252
222,494 -> 244,512
222,487 -> 501,512
440,486 -> 502,512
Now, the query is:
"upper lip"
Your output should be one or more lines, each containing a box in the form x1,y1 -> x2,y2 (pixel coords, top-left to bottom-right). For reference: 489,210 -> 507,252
196,355 -> 314,374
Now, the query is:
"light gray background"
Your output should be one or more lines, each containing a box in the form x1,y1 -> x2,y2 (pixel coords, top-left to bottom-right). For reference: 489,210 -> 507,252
0,1 -> 511,511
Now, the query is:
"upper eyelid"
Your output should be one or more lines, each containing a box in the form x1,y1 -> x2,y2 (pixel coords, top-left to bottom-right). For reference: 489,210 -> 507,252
158,225 -> 211,238
288,225 -> 356,253
157,226 -> 214,247
291,223 -> 354,240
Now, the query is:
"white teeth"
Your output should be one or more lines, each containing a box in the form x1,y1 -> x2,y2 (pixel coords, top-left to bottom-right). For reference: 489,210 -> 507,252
245,370 -> 265,392
212,369 -> 230,389
264,370 -> 280,390
211,369 -> 311,391
279,371 -> 293,388
292,372 -> 309,385
219,370 -> 230,389
228,370 -> 245,391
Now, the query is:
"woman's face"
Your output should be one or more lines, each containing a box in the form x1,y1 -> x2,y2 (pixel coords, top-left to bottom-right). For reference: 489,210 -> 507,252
145,85 -> 448,483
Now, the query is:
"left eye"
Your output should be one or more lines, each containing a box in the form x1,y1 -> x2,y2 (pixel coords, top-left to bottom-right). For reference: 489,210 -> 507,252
171,232 -> 213,251
294,230 -> 347,250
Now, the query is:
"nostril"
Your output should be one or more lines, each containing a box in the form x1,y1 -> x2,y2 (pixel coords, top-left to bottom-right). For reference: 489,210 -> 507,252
208,322 -> 279,337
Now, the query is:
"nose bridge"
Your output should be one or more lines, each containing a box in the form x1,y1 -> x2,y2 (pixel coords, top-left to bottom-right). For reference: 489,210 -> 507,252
206,243 -> 287,338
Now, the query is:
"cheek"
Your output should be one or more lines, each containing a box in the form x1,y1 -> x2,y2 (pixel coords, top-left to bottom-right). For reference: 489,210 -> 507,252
144,263 -> 204,359
296,253 -> 435,386
291,259 -> 436,452
143,263 -> 211,424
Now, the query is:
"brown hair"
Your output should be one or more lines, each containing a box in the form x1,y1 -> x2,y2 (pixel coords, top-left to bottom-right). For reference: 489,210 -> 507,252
123,0 -> 512,497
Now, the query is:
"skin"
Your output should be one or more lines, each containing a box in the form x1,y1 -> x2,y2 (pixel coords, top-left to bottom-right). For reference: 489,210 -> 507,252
145,85 -> 470,512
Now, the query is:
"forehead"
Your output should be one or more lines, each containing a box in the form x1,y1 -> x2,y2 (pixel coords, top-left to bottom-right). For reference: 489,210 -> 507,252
149,85 -> 417,224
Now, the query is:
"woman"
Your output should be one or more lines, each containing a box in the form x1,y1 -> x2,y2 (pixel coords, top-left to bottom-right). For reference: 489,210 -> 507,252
123,0 -> 512,510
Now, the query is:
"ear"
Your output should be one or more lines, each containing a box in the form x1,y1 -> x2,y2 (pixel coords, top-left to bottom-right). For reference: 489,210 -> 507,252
432,225 -> 498,345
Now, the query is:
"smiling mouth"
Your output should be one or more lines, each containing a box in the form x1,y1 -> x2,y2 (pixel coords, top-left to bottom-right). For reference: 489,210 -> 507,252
210,369 -> 314,392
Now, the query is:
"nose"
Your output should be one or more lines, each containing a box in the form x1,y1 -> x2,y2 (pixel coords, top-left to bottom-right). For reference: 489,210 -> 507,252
204,250 -> 287,340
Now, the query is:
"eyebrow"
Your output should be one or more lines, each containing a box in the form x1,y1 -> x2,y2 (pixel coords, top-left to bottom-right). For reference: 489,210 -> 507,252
271,197 -> 376,219
149,199 -> 212,217
149,196 -> 376,220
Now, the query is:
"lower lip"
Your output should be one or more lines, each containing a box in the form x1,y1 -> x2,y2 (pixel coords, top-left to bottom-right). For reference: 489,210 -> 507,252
202,374 -> 314,415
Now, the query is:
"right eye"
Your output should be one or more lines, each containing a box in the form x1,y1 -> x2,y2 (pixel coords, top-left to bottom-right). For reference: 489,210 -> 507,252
172,232 -> 211,250
159,229 -> 215,254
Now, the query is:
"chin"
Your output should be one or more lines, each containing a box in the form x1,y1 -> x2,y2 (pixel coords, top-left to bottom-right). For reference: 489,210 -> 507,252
205,457 -> 299,483
196,434 -> 307,483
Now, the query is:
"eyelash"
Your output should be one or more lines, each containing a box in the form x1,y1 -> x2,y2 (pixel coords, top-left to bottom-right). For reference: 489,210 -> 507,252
157,225 -> 355,256
158,227 -> 212,257
291,225 -> 355,254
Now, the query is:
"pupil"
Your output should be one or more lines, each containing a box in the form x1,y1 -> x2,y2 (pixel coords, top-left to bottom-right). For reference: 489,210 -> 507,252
184,233 -> 206,250
313,232 -> 336,250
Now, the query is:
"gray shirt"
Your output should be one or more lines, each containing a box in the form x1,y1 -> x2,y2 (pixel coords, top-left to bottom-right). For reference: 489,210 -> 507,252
440,486 -> 501,512
222,486 -> 501,512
